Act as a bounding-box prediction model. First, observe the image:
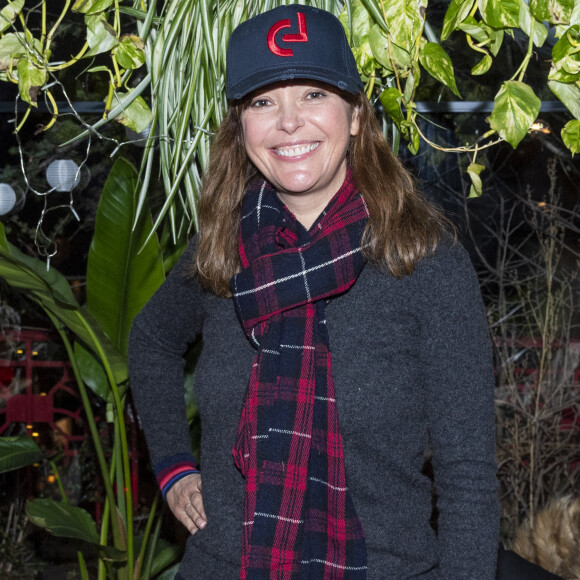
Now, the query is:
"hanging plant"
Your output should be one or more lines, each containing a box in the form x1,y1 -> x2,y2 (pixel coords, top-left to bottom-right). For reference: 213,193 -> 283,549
0,0 -> 150,132
1,0 -> 579,234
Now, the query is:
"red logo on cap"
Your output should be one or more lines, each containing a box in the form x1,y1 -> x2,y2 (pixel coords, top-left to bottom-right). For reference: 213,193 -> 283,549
267,12 -> 308,57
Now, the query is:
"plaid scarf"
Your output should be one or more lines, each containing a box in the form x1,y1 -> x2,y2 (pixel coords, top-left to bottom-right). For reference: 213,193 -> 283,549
231,169 -> 368,579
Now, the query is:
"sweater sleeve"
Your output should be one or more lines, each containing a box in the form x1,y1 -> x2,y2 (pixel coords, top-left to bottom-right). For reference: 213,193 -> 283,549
419,243 -> 500,579
128,240 -> 204,497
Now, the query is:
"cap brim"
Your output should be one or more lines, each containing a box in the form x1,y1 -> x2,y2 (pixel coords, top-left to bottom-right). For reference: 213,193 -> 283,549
227,65 -> 363,101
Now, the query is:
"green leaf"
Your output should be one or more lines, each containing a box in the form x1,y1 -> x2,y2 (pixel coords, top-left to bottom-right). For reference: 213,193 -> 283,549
16,59 -> 46,106
134,535 -> 181,577
87,158 -> 165,356
402,121 -> 420,154
548,79 -> 580,118
552,25 -> 580,62
0,32 -> 34,69
519,0 -> 549,47
479,0 -> 520,28
379,0 -> 427,53
561,119 -> 580,154
156,563 -> 181,580
548,62 -> 580,82
85,13 -> 118,57
529,0 -> 574,24
368,24 -> 412,74
339,1 -> 379,78
380,87 -> 404,127
458,17 -> 493,44
74,341 -> 110,400
113,34 -> 146,70
489,28 -> 505,56
549,27 -> 580,80
458,17 -> 504,56
419,42 -> 461,97
0,223 -> 128,384
562,57 -> 580,75
72,0 -> 114,15
0,224 -> 80,307
26,499 -> 100,544
340,0 -> 373,47
86,65 -> 111,74
150,543 -> 181,577
98,545 -> 127,563
488,81 -> 541,148
467,162 -> 486,197
441,0 -> 476,41
110,90 -> 153,133
0,436 -> 44,473
403,61 -> 420,103
0,0 -> 24,33
571,0 -> 580,25
472,53 -> 493,75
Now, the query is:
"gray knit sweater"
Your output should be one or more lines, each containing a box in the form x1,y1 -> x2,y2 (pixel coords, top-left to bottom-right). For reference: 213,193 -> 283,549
129,239 -> 500,579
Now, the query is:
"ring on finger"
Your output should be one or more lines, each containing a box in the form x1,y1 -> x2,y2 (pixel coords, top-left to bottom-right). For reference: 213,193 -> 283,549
184,502 -> 192,513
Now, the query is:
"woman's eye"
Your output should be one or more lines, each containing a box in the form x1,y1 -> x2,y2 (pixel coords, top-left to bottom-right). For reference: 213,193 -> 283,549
250,98 -> 270,108
306,91 -> 325,100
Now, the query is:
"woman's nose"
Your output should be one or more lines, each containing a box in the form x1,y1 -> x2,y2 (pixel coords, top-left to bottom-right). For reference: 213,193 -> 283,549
276,102 -> 304,134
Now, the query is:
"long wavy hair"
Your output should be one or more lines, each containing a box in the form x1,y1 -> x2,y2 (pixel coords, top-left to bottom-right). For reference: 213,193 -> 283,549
196,90 -> 448,297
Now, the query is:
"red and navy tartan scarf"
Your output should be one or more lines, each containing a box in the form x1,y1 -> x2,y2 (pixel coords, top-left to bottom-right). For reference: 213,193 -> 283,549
231,169 -> 368,579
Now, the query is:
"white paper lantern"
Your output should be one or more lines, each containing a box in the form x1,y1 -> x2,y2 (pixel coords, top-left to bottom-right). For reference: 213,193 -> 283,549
0,183 -> 17,215
46,159 -> 81,192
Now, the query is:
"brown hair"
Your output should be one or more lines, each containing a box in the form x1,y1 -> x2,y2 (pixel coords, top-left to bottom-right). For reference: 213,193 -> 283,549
196,92 -> 448,297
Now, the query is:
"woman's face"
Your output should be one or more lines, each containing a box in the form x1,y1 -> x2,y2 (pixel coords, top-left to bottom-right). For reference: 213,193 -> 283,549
241,82 -> 359,210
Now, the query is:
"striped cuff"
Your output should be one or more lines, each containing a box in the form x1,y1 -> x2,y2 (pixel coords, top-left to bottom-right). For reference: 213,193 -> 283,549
154,453 -> 200,499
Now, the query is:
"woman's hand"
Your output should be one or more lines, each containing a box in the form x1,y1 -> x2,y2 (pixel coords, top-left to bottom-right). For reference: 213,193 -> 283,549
166,473 -> 207,534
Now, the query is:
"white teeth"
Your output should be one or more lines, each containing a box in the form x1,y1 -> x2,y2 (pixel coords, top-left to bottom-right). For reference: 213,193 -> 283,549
275,142 -> 319,157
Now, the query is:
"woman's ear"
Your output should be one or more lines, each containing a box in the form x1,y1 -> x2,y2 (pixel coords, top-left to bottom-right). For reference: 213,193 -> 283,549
350,105 -> 361,137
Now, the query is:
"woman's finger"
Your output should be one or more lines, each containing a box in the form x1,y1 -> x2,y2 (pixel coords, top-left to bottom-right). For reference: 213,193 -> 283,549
166,473 -> 207,534
184,501 -> 206,533
190,479 -> 206,522
186,491 -> 207,530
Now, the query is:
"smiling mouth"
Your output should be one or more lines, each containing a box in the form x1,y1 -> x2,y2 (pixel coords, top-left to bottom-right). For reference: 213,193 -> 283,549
274,142 -> 320,158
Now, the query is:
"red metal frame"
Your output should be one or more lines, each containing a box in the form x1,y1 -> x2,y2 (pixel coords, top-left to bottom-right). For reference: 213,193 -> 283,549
0,328 -> 140,509
0,329 -> 84,452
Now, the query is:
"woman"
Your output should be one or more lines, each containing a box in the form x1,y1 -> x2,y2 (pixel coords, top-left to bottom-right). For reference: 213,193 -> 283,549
129,4 -> 500,578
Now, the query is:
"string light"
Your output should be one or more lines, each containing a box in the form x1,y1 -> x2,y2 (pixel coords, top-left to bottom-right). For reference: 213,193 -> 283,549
0,184 -> 17,215
46,159 -> 81,192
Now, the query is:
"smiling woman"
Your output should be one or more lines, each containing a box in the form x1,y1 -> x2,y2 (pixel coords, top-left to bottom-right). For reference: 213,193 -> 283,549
129,4 -> 501,579
241,82 -> 359,229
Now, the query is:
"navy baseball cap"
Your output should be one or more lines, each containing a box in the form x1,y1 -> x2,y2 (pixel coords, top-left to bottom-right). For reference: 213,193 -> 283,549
226,4 -> 363,100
